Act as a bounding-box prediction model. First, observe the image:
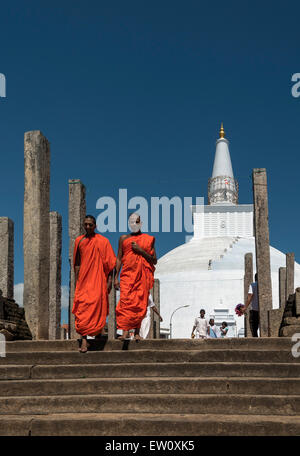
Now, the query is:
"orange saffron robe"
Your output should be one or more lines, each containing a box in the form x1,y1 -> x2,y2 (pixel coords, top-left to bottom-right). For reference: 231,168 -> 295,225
72,234 -> 116,336
116,233 -> 155,330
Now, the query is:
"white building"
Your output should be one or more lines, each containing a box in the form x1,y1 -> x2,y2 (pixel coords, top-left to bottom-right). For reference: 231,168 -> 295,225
155,124 -> 300,338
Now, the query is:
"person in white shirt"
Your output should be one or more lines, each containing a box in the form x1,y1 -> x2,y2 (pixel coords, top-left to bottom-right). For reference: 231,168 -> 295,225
191,309 -> 208,339
241,273 -> 259,337
139,293 -> 163,339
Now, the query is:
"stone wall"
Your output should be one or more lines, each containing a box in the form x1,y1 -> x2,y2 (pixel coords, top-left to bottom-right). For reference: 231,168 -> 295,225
279,289 -> 300,337
0,291 -> 32,340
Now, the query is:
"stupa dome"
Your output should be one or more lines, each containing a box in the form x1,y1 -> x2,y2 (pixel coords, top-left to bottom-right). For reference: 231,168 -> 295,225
155,125 -> 300,338
155,236 -> 300,338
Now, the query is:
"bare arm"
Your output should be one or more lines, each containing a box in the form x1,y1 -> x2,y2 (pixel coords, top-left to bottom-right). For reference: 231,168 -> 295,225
107,269 -> 113,294
242,294 -> 253,313
152,305 -> 163,321
74,248 -> 81,284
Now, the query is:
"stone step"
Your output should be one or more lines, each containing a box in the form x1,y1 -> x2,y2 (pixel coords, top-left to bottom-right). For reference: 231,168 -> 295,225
1,349 -> 298,365
2,362 -> 300,380
0,377 -> 299,396
0,393 -> 299,416
5,337 -> 297,353
2,412 -> 300,436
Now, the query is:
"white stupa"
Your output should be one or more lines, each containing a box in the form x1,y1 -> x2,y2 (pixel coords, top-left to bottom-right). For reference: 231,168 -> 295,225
155,124 -> 300,338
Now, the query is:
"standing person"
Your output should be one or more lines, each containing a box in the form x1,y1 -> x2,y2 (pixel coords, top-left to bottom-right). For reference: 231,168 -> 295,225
191,309 -> 208,340
208,318 -> 218,338
139,293 -> 163,339
242,273 -> 259,337
114,213 -> 157,340
220,321 -> 229,337
72,215 -> 116,353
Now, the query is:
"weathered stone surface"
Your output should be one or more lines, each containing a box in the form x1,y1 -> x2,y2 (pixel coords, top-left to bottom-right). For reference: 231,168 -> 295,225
0,321 -> 17,333
68,179 -> 86,339
284,294 -> 295,318
286,253 -> 295,301
280,325 -> 300,337
244,253 -> 253,338
0,329 -> 14,341
150,279 -> 160,339
3,393 -> 300,416
252,168 -> 273,337
296,288 -> 300,317
0,294 -> 31,340
269,268 -> 286,337
49,212 -> 62,340
0,218 -> 14,299
108,284 -> 116,341
4,337 -> 297,352
268,309 -> 284,337
283,317 -> 300,326
27,413 -> 300,437
1,337 -> 300,436
23,131 -> 50,339
279,267 -> 287,308
60,327 -> 67,340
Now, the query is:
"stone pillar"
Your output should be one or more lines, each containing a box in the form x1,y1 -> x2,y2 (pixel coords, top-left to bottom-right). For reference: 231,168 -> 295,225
49,212 -> 62,340
295,288 -> 300,317
252,168 -> 272,337
244,253 -> 253,337
286,253 -> 295,302
279,267 -> 287,308
0,218 -> 14,299
68,179 -> 86,339
149,279 -> 160,339
23,131 -> 50,340
108,282 -> 116,340
268,267 -> 287,337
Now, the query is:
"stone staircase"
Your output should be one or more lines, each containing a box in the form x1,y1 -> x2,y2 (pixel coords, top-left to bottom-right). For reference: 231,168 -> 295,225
0,337 -> 300,436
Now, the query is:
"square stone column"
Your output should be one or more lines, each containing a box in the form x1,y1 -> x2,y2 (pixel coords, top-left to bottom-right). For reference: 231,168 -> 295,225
295,288 -> 300,317
49,212 -> 62,340
244,253 -> 253,337
279,267 -> 287,308
252,168 -> 273,337
68,179 -> 86,339
268,267 -> 287,337
0,218 -> 14,299
23,131 -> 50,340
108,283 -> 116,340
286,253 -> 295,301
150,279 -> 160,339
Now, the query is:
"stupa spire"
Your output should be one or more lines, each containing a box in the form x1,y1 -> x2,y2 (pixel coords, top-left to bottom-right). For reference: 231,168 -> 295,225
208,124 -> 238,205
219,122 -> 225,138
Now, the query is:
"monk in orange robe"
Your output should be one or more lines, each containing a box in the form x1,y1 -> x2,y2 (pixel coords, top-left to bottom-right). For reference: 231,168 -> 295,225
114,213 -> 157,340
72,215 -> 116,352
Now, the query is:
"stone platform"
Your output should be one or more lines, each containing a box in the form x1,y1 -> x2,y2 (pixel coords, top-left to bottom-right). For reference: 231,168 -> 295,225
0,337 -> 299,436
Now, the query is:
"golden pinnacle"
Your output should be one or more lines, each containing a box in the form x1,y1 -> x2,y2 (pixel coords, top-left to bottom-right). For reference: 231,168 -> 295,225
219,122 -> 225,138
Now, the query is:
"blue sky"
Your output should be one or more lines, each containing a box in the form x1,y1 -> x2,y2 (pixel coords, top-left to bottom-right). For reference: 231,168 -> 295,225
1,1 -> 300,323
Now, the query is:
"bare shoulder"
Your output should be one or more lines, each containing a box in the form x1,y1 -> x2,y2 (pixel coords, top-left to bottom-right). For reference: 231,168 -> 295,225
120,234 -> 130,240
119,234 -> 131,244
